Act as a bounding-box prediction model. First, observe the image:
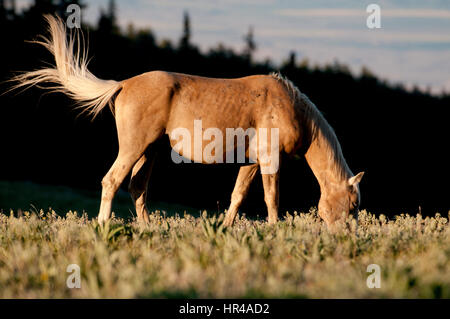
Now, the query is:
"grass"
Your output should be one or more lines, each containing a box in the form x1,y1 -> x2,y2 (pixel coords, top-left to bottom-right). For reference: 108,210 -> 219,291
0,209 -> 448,298
0,180 -> 449,298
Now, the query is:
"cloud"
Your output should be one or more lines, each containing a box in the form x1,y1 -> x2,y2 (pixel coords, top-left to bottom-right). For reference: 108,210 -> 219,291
275,8 -> 450,19
258,28 -> 450,45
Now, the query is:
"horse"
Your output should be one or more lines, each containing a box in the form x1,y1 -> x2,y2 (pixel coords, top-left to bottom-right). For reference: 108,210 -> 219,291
10,15 -> 364,229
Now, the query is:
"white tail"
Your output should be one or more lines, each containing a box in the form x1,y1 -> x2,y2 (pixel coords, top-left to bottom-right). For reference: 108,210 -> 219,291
10,15 -> 122,118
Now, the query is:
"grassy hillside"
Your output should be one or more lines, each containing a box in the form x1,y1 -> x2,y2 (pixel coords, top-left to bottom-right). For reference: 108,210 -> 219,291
0,209 -> 448,298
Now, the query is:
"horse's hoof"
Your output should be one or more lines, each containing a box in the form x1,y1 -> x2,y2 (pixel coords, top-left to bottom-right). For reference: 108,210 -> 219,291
223,219 -> 233,227
97,215 -> 108,225
137,218 -> 150,226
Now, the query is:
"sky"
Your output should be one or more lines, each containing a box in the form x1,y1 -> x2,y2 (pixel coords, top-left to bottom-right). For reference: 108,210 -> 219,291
17,0 -> 450,94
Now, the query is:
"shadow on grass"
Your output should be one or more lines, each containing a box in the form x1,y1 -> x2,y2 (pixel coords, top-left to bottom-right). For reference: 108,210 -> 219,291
0,180 -> 200,219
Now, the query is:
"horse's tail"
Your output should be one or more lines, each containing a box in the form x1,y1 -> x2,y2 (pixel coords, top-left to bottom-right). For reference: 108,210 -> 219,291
9,15 -> 122,119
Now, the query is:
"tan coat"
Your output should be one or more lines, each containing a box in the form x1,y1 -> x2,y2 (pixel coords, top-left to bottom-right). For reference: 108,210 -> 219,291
11,15 -> 364,229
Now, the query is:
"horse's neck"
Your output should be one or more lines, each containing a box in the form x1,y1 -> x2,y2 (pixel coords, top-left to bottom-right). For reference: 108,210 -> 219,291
304,123 -> 351,191
275,76 -> 351,190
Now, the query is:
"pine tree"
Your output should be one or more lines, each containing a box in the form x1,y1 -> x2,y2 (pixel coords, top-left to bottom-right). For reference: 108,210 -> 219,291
98,0 -> 119,35
243,26 -> 256,62
179,10 -> 191,50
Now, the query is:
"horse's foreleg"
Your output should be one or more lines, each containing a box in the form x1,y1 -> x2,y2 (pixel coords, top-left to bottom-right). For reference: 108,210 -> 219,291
261,171 -> 280,225
98,150 -> 143,224
128,147 -> 156,224
223,164 -> 259,227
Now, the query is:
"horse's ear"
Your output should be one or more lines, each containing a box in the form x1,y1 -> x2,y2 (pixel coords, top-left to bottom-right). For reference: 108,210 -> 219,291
348,172 -> 364,186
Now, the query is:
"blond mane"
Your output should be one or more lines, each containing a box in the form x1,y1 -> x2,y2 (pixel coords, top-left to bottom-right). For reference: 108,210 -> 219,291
271,72 -> 352,180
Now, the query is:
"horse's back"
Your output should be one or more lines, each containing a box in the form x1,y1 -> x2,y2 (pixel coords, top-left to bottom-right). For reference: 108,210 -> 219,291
118,70 -> 302,155
140,72 -> 289,129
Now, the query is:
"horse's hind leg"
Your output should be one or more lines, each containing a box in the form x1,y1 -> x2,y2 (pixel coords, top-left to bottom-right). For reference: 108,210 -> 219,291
128,146 -> 157,224
97,111 -> 165,224
223,163 -> 259,227
97,149 -> 143,224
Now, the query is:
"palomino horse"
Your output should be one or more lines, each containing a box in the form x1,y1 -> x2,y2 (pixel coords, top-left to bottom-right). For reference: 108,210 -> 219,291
11,16 -> 364,229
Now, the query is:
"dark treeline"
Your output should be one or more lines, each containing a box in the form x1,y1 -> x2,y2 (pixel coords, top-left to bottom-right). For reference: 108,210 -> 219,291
1,0 -> 449,217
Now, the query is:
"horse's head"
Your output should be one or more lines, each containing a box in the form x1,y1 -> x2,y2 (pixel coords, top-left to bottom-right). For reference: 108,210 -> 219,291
318,171 -> 364,229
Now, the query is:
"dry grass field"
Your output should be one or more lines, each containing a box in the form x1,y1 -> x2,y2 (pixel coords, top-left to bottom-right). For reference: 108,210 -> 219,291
0,205 -> 448,298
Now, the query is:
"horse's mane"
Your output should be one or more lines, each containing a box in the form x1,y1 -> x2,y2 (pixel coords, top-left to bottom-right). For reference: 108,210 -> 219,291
270,72 -> 351,181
